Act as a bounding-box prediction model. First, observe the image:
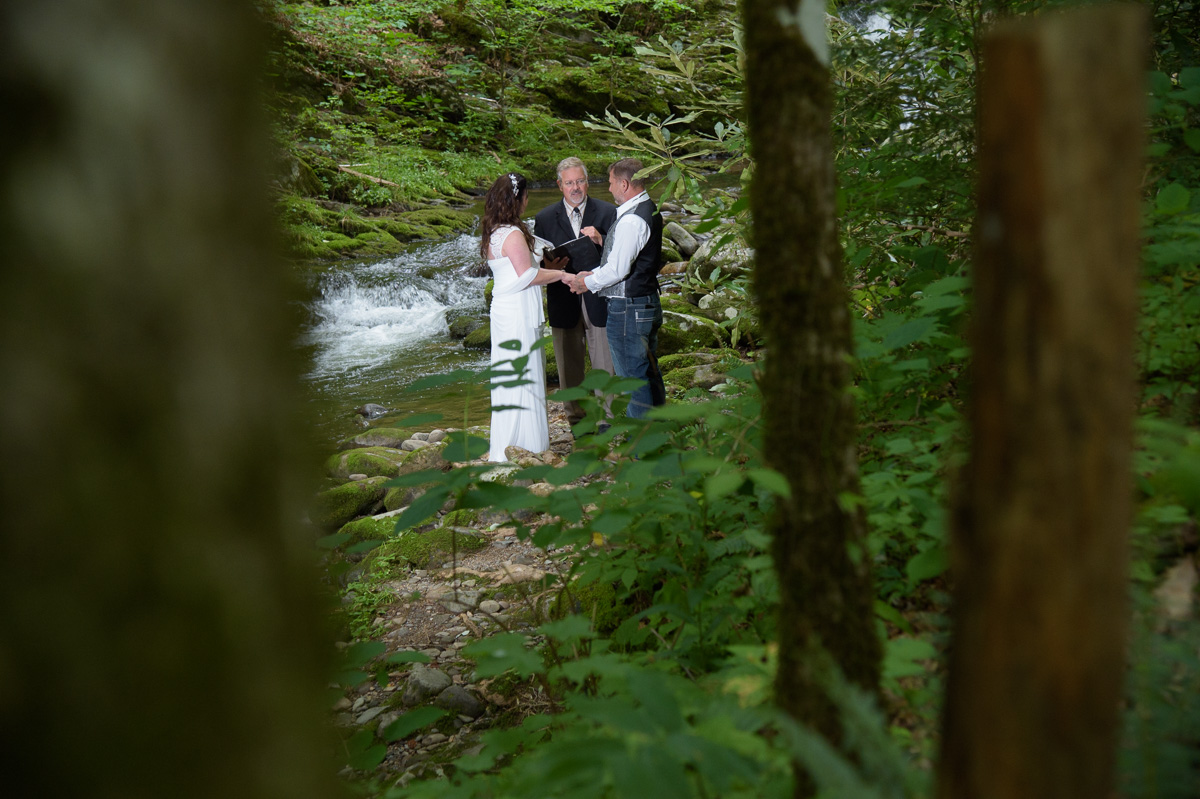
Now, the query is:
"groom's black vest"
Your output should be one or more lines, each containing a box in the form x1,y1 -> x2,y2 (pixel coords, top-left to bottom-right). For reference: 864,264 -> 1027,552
600,198 -> 663,298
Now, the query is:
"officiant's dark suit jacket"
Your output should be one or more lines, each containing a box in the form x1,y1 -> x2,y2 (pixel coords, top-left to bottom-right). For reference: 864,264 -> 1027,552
534,197 -> 617,329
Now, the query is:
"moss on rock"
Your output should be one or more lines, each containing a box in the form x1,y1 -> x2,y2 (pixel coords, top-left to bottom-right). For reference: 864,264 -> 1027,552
550,579 -> 623,634
310,477 -> 389,528
338,428 -> 410,451
658,310 -> 727,355
367,525 -> 488,569
337,515 -> 398,544
463,324 -> 491,350
325,446 -> 407,479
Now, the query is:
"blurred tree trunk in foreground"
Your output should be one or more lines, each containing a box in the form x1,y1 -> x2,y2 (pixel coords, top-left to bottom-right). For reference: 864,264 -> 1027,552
938,6 -> 1145,799
743,0 -> 882,794
0,3 -> 340,797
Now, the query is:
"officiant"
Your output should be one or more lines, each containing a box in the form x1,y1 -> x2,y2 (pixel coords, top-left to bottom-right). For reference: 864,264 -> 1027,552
533,157 -> 617,426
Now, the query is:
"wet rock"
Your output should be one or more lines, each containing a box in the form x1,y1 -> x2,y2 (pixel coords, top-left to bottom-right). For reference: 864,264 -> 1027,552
356,403 -> 389,419
664,221 -> 699,257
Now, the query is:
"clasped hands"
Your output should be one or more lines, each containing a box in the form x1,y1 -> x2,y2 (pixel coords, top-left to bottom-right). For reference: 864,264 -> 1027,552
560,270 -> 593,295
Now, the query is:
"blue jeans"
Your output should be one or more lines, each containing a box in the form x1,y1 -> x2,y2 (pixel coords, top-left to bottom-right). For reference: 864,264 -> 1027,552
605,295 -> 666,418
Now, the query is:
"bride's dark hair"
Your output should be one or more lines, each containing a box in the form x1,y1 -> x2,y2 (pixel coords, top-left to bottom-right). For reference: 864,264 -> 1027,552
479,172 -> 534,259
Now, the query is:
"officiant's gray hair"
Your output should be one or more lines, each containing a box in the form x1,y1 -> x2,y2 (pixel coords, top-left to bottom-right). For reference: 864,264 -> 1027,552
556,157 -> 587,180
609,158 -> 646,188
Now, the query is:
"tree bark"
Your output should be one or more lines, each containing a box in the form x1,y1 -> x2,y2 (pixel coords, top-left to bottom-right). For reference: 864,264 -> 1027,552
742,0 -> 882,793
937,7 -> 1145,799
0,3 -> 340,798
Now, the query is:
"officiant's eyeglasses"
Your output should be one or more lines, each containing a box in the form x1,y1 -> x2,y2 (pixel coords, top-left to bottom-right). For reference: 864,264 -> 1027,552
560,179 -> 588,187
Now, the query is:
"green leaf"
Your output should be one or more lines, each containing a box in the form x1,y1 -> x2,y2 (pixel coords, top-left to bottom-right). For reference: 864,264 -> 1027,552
539,615 -> 595,644
345,539 -> 382,555
442,431 -> 490,461
883,636 -> 936,679
894,177 -> 927,188
705,471 -> 744,502
1185,129 -> 1200,153
341,641 -> 386,669
906,544 -> 949,586
1156,182 -> 1191,215
345,729 -> 386,771
463,633 -> 543,678
390,485 -> 450,532
316,531 -> 351,550
408,369 -> 479,391
874,600 -> 913,633
385,650 -> 432,665
382,707 -> 447,741
881,317 -> 939,351
746,468 -> 791,498
395,412 -> 444,427
1180,67 -> 1200,88
551,387 -> 589,401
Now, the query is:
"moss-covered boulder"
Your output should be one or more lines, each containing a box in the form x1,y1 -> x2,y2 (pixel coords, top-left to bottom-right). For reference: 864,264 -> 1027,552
337,515 -> 398,544
657,310 -> 727,355
688,232 -> 755,280
661,243 -> 682,264
524,62 -> 669,121
463,324 -> 491,350
660,295 -> 697,317
664,221 -> 699,258
310,477 -> 388,528
338,428 -> 410,451
366,525 -> 488,570
325,446 -> 407,479
326,442 -> 446,480
448,312 -> 488,340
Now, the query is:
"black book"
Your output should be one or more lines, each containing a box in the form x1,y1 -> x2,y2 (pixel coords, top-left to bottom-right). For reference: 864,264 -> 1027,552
545,234 -> 601,273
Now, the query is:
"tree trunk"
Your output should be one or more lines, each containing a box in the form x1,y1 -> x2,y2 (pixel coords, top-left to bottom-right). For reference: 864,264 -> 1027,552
937,7 -> 1145,799
0,3 -> 340,798
742,0 -> 882,793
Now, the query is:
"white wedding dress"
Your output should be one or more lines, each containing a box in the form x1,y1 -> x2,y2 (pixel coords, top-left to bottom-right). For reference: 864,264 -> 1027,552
486,225 -> 548,462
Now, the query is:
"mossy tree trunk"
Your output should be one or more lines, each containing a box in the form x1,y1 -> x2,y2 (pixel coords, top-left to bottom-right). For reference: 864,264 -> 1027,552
937,7 -> 1145,799
742,1 -> 882,795
0,3 -> 340,798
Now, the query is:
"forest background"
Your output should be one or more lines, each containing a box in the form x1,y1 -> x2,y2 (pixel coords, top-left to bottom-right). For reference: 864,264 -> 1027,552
0,0 -> 1196,798
269,0 -> 1200,797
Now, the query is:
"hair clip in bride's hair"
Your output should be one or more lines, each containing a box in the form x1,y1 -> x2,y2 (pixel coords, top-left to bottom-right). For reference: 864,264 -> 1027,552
509,173 -> 519,196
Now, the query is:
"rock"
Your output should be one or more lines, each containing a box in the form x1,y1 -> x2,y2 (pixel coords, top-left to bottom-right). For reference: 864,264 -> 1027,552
463,324 -> 491,350
658,310 -> 727,355
1155,556 -> 1198,621
660,261 -> 688,276
528,482 -> 556,497
428,429 -> 447,443
402,664 -> 453,706
422,732 -> 449,745
356,403 -> 389,419
448,313 -> 488,340
435,685 -> 485,719
356,706 -> 384,725
479,600 -> 502,614
439,590 -> 481,613
401,439 -> 430,451
688,233 -> 754,280
664,222 -> 699,257
337,515 -> 398,544
338,427 -> 410,450
325,446 -> 408,480
412,432 -> 430,441
347,473 -> 368,481
310,477 -> 389,527
375,710 -> 403,740
661,243 -> 682,264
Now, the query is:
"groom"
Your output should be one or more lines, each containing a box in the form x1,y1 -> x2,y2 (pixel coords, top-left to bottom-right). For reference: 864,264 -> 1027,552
533,157 -> 617,426
566,158 -> 666,419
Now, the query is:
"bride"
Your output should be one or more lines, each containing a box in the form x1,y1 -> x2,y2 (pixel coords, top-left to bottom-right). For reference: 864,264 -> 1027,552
480,172 -> 568,462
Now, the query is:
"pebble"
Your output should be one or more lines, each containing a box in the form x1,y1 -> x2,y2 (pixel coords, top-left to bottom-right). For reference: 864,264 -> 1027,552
356,706 -> 384,725
479,600 -> 502,614
423,733 -> 448,745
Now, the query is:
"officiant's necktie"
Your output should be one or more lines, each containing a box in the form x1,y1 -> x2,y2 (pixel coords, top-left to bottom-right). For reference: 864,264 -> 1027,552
571,206 -> 582,237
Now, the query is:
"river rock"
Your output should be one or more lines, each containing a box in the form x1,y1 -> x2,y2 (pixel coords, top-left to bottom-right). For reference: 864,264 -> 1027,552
658,311 -> 727,355
310,477 -> 389,527
439,590 -> 481,613
428,429 -> 447,443
401,439 -> 429,451
661,261 -> 688,276
403,665 -> 453,706
463,324 -> 491,350
339,427 -> 410,450
479,600 -> 502,614
688,233 -> 754,280
664,222 -> 699,257
356,403 -> 389,419
435,685 -> 484,719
